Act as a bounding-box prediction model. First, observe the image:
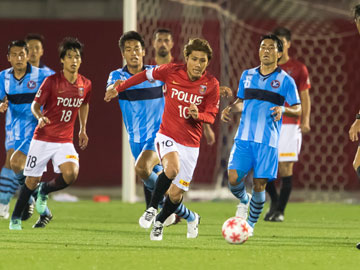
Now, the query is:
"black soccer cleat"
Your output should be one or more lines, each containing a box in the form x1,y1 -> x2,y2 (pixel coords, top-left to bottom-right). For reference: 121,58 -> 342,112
32,213 -> 53,228
21,200 -> 35,221
357,242 -> 360,250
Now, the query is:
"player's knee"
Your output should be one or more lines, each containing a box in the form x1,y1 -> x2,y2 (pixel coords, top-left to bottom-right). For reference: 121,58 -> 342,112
227,170 -> 240,186
253,179 -> 267,192
164,165 -> 179,180
135,163 -> 151,179
9,157 -> 23,174
25,177 -> 40,190
61,170 -> 78,185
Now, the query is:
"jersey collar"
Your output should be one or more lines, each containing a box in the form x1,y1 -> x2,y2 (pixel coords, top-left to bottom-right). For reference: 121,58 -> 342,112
123,65 -> 145,76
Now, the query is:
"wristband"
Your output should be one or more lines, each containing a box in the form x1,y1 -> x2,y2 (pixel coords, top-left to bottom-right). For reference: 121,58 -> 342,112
356,113 -> 360,120
281,106 -> 285,113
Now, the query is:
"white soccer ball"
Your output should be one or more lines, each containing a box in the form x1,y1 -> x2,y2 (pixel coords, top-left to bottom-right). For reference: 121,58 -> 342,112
222,217 -> 250,244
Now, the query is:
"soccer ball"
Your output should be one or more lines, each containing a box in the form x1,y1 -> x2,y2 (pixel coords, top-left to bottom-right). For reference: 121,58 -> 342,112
222,217 -> 250,244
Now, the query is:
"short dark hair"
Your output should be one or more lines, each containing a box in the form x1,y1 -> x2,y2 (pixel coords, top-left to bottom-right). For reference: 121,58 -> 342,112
58,37 -> 83,59
7,40 -> 28,55
118,31 -> 145,52
24,33 -> 45,46
183,38 -> 213,61
273,27 -> 291,41
153,28 -> 173,40
354,4 -> 360,19
260,34 -> 283,52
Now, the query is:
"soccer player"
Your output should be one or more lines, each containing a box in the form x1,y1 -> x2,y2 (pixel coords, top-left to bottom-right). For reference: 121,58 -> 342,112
221,35 -> 301,236
351,4 -> 360,250
106,31 -> 198,228
264,27 -> 311,222
105,38 -> 220,240
25,33 -> 53,72
9,37 -> 91,230
0,40 -> 53,223
152,28 -> 217,146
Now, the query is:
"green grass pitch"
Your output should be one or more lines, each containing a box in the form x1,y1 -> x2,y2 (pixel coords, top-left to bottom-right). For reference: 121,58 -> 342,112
0,200 -> 359,270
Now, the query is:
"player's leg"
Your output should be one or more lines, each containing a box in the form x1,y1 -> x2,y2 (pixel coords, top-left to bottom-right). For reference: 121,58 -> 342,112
227,140 -> 252,218
0,149 -> 16,219
249,142 -> 278,233
353,145 -> 360,180
272,161 -> 294,222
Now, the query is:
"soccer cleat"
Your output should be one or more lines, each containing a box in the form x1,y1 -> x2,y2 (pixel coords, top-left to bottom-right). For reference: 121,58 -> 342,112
139,207 -> 157,229
187,213 -> 200,239
9,218 -> 22,230
357,242 -> 360,250
163,213 -> 176,227
21,199 -> 35,221
264,204 -> 277,221
247,223 -> 254,237
33,212 -> 53,228
235,193 -> 252,219
150,221 -> 164,241
35,183 -> 48,215
270,211 -> 284,222
0,203 -> 10,219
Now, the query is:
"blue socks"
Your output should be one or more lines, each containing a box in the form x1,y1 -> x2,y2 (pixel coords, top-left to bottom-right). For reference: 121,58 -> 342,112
175,203 -> 195,222
229,181 -> 249,204
143,171 -> 157,192
248,190 -> 265,228
0,167 -> 18,204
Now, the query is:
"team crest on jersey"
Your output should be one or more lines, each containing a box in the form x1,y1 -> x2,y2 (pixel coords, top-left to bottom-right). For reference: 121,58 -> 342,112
78,87 -> 84,96
199,85 -> 207,95
27,80 -> 36,89
271,80 -> 280,89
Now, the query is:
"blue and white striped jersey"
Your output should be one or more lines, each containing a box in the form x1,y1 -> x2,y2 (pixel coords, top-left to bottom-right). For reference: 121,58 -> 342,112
107,65 -> 165,143
0,63 -> 54,142
235,66 -> 300,148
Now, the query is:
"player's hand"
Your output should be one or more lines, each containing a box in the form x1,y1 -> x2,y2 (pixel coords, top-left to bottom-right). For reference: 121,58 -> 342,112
0,98 -> 8,113
300,120 -> 311,133
79,130 -> 89,150
189,103 -> 199,120
221,106 -> 232,122
270,106 -> 283,122
203,124 -> 215,145
104,89 -> 118,102
349,119 -> 360,142
219,86 -> 233,98
38,116 -> 50,128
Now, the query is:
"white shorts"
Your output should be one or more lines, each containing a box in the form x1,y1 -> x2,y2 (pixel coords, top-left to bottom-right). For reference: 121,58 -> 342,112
24,139 -> 79,177
155,133 -> 199,191
278,124 -> 302,162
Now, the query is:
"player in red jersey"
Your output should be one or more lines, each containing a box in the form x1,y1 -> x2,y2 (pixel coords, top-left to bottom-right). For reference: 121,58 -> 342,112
105,38 -> 220,240
264,27 -> 311,222
9,37 -> 91,230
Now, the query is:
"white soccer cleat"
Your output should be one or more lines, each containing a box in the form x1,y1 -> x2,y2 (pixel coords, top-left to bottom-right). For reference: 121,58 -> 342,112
247,223 -> 254,237
187,213 -> 200,239
150,221 -> 164,241
163,213 -> 176,227
139,207 -> 157,229
0,203 -> 10,219
235,193 -> 252,219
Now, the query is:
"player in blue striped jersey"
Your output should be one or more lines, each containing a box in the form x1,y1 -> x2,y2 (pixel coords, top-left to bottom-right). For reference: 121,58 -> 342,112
106,31 -> 195,229
0,40 -> 53,223
221,35 -> 301,236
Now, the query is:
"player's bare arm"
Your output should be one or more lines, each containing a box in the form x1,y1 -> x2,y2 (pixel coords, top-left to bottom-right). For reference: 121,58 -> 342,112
271,104 -> 301,122
299,89 -> 311,133
219,86 -> 233,98
0,97 -> 8,113
349,113 -> 360,142
31,100 -> 50,128
78,103 -> 89,150
221,98 -> 243,122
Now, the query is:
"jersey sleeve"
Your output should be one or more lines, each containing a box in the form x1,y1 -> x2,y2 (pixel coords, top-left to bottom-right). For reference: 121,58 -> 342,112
0,73 -> 5,101
34,76 -> 52,105
296,64 -> 311,91
83,81 -> 92,104
197,79 -> 220,124
284,77 -> 301,106
148,63 -> 174,82
106,70 -> 121,89
236,71 -> 246,99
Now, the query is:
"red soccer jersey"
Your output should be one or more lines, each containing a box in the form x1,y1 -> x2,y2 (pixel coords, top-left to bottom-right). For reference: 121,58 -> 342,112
280,58 -> 311,125
148,63 -> 219,147
33,72 -> 91,143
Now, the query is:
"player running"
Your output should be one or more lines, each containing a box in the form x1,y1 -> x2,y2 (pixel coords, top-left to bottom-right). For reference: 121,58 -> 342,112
9,37 -> 91,230
105,38 -> 220,241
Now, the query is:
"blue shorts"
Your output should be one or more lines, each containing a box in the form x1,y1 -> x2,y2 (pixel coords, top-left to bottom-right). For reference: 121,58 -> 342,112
5,138 -> 32,155
129,138 -> 162,174
228,139 -> 278,181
